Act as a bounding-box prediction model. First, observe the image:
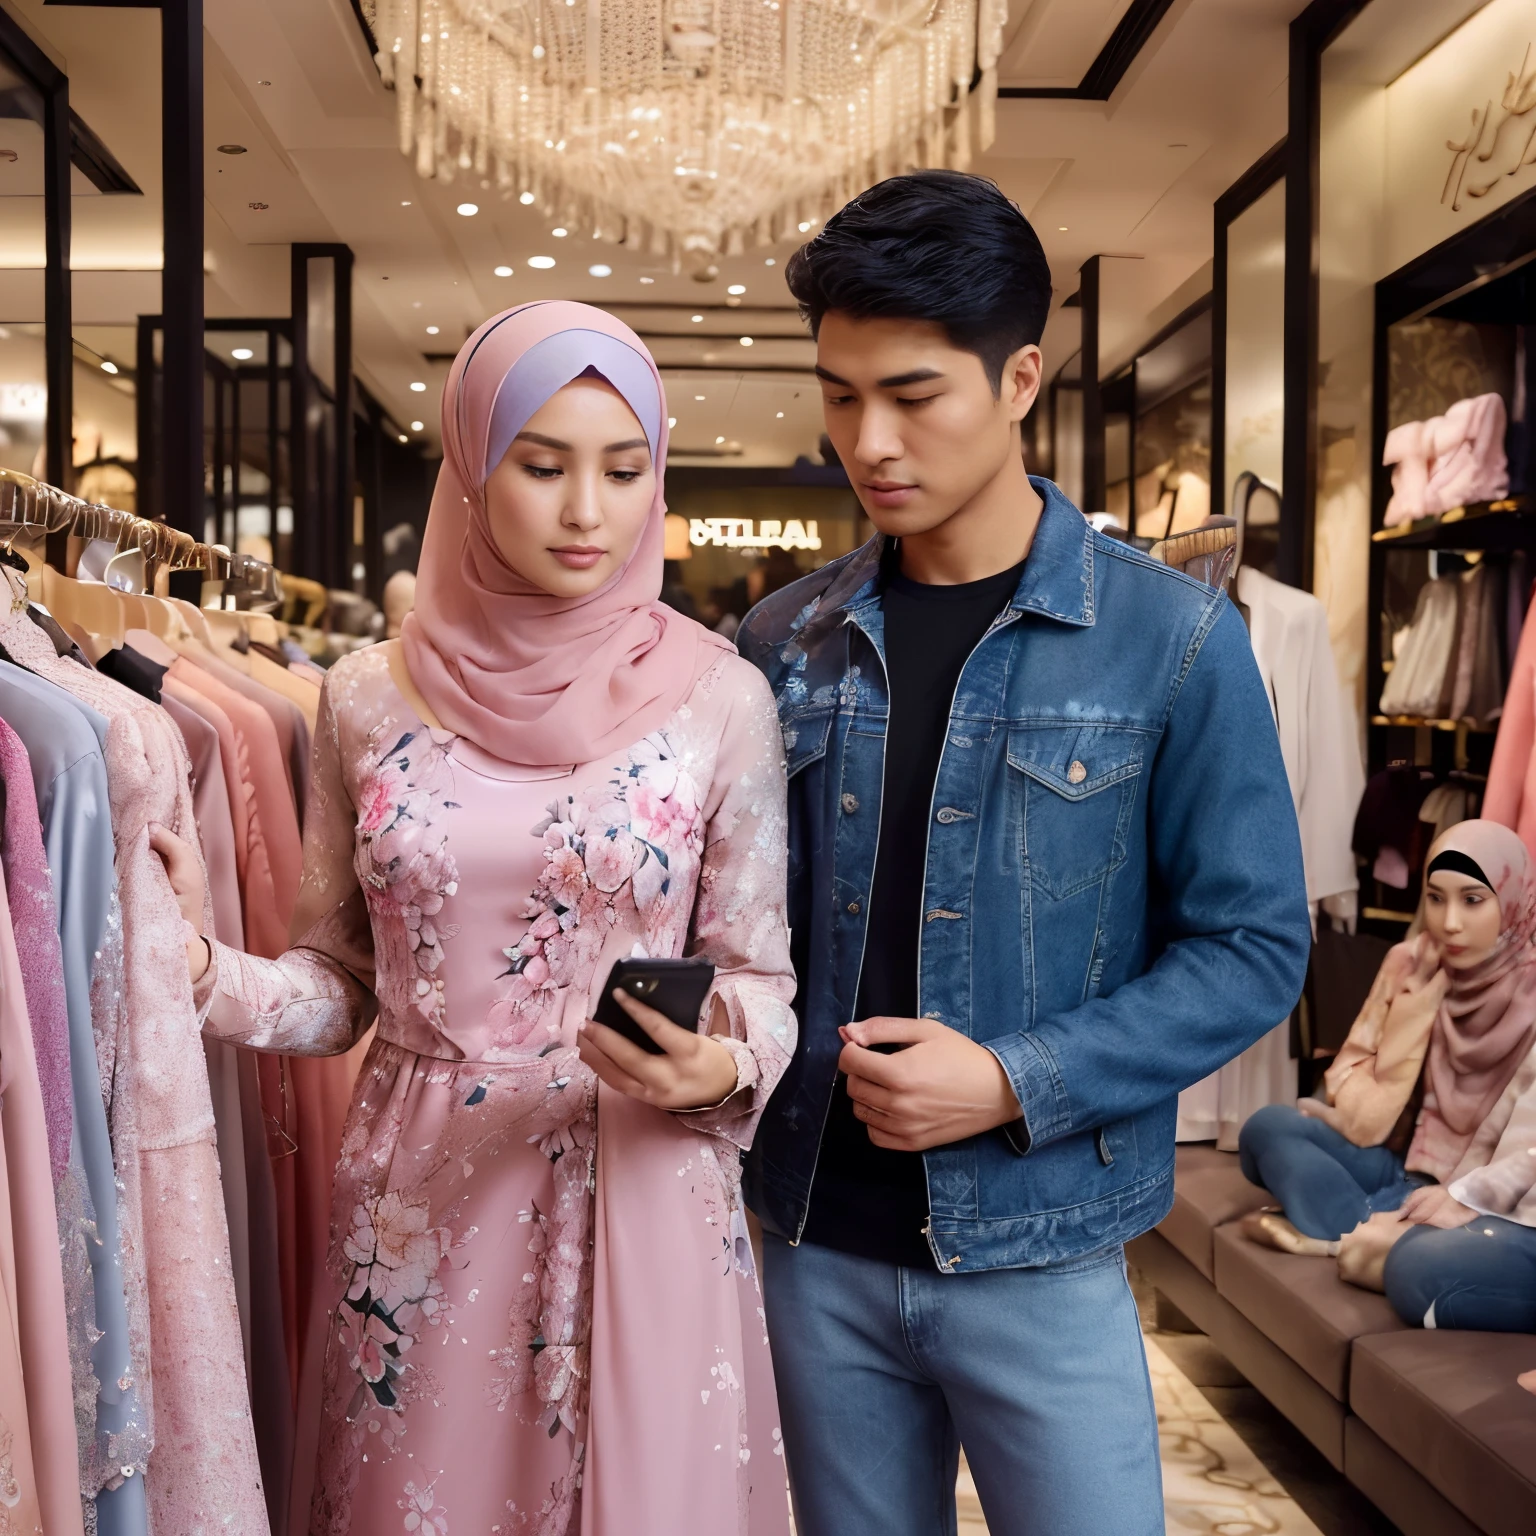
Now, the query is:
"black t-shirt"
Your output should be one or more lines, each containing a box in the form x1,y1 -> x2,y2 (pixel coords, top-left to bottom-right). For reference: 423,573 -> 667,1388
799,551 -> 1026,1267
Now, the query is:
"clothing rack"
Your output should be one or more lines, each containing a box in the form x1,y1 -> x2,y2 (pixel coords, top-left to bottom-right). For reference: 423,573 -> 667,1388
0,466 -> 283,605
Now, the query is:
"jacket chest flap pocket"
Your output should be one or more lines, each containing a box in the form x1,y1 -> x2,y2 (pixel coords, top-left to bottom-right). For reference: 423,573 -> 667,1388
780,706 -> 833,780
1008,724 -> 1145,900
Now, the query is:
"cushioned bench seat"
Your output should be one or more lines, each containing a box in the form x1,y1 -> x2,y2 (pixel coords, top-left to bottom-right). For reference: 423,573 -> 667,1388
1211,1222 -> 1405,1401
1349,1331 -> 1536,1536
1157,1142 -> 1270,1281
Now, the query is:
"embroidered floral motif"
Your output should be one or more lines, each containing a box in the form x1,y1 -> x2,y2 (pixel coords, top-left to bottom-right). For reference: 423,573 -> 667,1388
491,732 -> 705,1050
355,724 -> 462,1028
397,1474 -> 450,1534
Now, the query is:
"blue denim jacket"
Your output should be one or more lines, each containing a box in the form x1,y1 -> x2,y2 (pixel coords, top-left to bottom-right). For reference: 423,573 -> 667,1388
736,479 -> 1311,1272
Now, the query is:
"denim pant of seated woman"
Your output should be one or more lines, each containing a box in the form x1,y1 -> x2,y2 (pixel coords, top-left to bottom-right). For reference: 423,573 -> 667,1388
1385,1217 -> 1536,1331
1237,1102 -> 1427,1240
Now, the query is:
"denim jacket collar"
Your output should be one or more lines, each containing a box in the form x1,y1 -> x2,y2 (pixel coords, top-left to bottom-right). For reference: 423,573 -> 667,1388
800,476 -> 1097,639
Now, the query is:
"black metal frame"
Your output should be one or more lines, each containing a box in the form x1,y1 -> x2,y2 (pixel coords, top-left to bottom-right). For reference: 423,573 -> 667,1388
998,0 -> 1179,101
1282,0 -> 1370,591
1210,138 -> 1286,526
1079,256 -> 1103,512
0,6 -> 71,505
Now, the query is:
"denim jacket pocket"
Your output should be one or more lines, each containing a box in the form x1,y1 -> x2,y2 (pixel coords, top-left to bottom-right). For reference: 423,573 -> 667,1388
779,707 -> 833,779
1007,725 -> 1145,900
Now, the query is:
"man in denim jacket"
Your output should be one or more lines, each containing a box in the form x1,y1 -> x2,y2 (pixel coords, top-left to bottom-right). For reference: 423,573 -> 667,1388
738,173 -> 1311,1534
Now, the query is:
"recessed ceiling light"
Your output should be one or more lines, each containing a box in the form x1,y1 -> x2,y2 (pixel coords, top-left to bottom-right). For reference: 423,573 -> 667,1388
410,420 -> 425,431
639,275 -> 655,284
668,416 -> 677,428
256,79 -> 271,86
765,258 -> 776,266
457,202 -> 479,216
410,381 -> 427,392
775,411 -> 784,418
727,284 -> 746,295
588,263 -> 612,276
425,325 -> 440,335
494,264 -> 513,277
248,201 -> 268,211
551,226 -> 568,237
100,360 -> 119,374
217,144 -> 247,156
1168,142 -> 1188,148
739,336 -> 753,346
797,220 -> 811,232
528,255 -> 556,269
695,394 -> 706,401
401,200 -> 412,207
230,347 -> 254,361
398,434 -> 408,443
691,314 -> 704,323
715,435 -> 725,444
1058,226 -> 1068,231
519,190 -> 536,204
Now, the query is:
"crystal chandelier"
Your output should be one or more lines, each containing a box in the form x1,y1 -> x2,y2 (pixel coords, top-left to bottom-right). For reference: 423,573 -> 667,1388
363,0 -> 1010,271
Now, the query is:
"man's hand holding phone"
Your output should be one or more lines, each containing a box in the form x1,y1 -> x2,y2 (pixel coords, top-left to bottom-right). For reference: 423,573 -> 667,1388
578,967 -> 739,1112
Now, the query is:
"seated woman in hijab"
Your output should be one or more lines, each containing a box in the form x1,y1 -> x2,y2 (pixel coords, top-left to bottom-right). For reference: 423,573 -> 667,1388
1238,822 -> 1536,1268
150,303 -> 794,1535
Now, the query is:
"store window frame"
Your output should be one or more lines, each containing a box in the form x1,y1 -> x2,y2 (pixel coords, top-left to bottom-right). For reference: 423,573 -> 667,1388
1211,139 -> 1286,529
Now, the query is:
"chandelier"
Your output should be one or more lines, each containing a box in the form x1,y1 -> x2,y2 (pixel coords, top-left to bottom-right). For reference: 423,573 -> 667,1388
363,0 -> 1010,271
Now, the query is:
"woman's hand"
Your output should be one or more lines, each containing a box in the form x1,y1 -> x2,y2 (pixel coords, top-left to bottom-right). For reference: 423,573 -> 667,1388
577,990 -> 738,1112
1400,1184 -> 1478,1229
1296,1096 -> 1347,1133
148,823 -> 212,983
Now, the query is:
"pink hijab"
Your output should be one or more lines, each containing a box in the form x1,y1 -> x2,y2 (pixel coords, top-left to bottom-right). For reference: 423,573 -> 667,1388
1415,820 -> 1536,1171
401,301 -> 730,767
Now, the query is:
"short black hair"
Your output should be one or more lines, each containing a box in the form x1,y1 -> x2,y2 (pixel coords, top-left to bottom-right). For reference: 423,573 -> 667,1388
784,171 -> 1053,390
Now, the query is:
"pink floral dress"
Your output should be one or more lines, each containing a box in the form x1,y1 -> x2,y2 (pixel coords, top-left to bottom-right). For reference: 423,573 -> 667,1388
196,644 -> 796,1536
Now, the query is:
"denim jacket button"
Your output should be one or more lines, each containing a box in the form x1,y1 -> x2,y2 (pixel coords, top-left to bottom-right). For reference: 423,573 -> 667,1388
846,900 -> 861,914
1068,760 -> 1088,785
936,806 -> 957,824
841,793 -> 859,814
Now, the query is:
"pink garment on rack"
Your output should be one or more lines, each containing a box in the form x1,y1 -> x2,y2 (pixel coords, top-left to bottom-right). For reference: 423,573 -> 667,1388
0,829 -> 85,1536
0,581 -> 268,1534
1487,609 -> 1536,858
0,1084 -> 44,1536
197,645 -> 794,1536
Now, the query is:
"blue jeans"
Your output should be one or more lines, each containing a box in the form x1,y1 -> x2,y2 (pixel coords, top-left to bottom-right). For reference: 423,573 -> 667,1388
1237,1103 -> 1420,1239
761,1235 -> 1163,1536
1385,1217 -> 1536,1331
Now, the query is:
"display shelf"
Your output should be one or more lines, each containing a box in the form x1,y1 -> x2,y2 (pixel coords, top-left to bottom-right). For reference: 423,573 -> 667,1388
1369,715 -> 1495,733
1370,497 -> 1532,550
1361,906 -> 1414,924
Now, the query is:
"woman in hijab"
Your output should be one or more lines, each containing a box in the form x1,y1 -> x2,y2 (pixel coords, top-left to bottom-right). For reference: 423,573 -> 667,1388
1238,820 -> 1536,1254
151,303 -> 795,1534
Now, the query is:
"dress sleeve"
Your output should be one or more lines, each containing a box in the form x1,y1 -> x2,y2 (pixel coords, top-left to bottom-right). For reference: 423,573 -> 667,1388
1449,1054 -> 1536,1224
677,661 -> 797,1149
196,670 -> 376,1056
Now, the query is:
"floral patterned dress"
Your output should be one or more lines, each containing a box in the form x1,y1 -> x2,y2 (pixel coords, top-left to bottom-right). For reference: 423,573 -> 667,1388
195,644 -> 796,1536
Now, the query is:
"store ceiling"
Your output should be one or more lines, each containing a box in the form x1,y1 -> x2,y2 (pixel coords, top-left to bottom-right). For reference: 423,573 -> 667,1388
1,0 -> 1296,465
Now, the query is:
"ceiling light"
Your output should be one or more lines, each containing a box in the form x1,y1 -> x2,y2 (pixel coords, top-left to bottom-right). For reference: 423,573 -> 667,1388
425,325 -> 440,335
551,226 -> 568,237
727,284 -> 746,295
216,144 -> 247,156
230,347 -> 254,361
668,415 -> 677,427
739,336 -> 753,346
457,201 -> 479,216
494,264 -> 513,276
528,255 -> 556,269
398,434 -> 409,443
691,314 -> 704,323
588,263 -> 612,276
519,190 -> 536,204
401,199 -> 412,207
100,360 -> 119,374
1058,226 -> 1068,231
765,258 -> 776,266
411,420 -> 425,430
715,435 -> 725,444
410,381 -> 427,392
775,410 -> 784,418
797,221 -> 811,232
639,275 -> 655,284
695,394 -> 706,401
256,79 -> 271,86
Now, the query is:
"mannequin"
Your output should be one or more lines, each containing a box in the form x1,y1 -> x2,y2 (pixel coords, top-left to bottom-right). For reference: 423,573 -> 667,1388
1238,821 -> 1536,1265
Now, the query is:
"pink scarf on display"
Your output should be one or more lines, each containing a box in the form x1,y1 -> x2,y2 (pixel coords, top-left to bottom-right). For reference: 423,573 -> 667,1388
401,301 -> 730,768
1411,819 -> 1536,1173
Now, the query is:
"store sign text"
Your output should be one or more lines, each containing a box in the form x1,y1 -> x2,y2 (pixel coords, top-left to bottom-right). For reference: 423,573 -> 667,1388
689,517 -> 821,551
1443,40 -> 1536,211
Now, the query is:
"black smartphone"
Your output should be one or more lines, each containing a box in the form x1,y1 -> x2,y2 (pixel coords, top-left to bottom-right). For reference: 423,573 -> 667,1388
591,957 -> 716,1055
